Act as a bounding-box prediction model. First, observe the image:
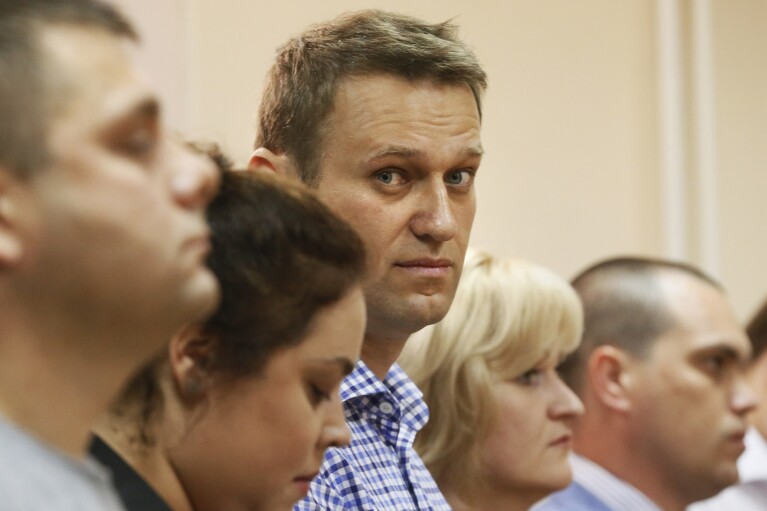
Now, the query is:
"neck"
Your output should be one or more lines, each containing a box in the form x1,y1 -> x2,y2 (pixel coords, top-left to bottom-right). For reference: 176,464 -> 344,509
0,297 -> 171,457
574,418 -> 687,511
360,333 -> 409,380
445,485 -> 537,511
94,431 -> 193,511
94,377 -> 194,511
0,329 -> 154,458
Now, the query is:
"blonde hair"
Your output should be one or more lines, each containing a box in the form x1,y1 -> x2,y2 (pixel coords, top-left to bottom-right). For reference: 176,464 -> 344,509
399,250 -> 583,495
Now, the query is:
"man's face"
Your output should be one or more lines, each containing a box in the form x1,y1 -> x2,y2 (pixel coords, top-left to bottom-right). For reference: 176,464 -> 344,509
312,74 -> 482,341
628,273 -> 756,503
10,26 -> 219,348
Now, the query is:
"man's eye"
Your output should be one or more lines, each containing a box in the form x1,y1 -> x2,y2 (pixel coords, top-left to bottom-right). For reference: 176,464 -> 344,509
704,355 -> 727,373
445,170 -> 473,186
119,130 -> 156,158
374,169 -> 405,186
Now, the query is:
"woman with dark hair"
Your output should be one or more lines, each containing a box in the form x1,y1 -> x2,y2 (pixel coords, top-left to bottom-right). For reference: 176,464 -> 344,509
92,170 -> 367,511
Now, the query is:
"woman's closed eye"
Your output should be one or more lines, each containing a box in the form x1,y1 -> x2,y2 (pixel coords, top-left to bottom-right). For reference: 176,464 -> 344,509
308,383 -> 332,405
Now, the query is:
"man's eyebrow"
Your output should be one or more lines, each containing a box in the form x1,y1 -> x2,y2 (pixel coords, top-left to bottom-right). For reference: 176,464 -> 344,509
370,144 -> 484,161
466,145 -> 484,157
128,96 -> 160,121
370,145 -> 422,161
100,96 -> 160,140
109,95 -> 160,127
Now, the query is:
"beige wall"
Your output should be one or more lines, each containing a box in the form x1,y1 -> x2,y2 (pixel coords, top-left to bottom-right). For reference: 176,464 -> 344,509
713,0 -> 767,320
120,0 -> 766,320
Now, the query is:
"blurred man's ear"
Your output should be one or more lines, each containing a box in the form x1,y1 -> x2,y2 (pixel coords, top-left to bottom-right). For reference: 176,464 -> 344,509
587,345 -> 634,413
168,323 -> 215,403
0,168 -> 25,269
248,148 -> 301,180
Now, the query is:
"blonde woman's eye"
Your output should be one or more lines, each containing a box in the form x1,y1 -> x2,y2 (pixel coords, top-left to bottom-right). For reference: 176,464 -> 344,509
516,368 -> 543,386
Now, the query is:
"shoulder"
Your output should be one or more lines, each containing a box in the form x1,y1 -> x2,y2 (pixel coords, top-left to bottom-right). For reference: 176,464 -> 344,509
0,427 -> 124,511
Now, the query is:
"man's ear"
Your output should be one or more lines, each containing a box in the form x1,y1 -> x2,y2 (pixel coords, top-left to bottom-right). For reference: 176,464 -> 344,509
168,323 -> 216,403
587,345 -> 635,413
248,147 -> 300,180
0,169 -> 25,269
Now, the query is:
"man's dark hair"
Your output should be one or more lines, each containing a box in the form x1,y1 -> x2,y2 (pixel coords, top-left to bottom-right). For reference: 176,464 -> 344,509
747,298 -> 767,361
255,9 -> 487,186
559,256 -> 722,392
0,0 -> 136,176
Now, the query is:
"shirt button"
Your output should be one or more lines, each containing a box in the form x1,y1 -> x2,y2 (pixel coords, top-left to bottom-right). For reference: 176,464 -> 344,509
379,401 -> 394,414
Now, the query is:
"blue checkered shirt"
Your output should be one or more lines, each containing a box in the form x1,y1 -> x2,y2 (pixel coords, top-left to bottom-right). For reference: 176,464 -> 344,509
294,361 -> 451,510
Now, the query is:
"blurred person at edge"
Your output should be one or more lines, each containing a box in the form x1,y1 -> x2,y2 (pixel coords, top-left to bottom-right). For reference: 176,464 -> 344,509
93,169 -> 367,511
0,1 -> 219,510
535,257 -> 757,511
399,250 -> 585,511
250,9 -> 486,510
688,297 -> 767,510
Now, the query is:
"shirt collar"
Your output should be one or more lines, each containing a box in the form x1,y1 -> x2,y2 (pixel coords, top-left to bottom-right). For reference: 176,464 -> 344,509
340,360 -> 429,431
0,416 -> 113,486
738,427 -> 767,482
571,453 -> 661,511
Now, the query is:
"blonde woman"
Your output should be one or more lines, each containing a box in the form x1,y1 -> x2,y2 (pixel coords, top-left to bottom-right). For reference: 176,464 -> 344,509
399,250 -> 584,511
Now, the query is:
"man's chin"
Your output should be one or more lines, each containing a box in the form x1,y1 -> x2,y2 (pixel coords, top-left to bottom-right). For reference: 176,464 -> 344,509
180,270 -> 221,323
400,294 -> 454,331
693,463 -> 739,502
364,285 -> 456,334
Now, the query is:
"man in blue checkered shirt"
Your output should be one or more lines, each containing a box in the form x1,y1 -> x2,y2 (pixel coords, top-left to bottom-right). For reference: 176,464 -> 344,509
250,9 -> 487,510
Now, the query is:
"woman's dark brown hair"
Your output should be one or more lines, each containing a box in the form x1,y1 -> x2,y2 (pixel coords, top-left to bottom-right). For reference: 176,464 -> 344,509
203,169 -> 366,376
113,168 -> 366,443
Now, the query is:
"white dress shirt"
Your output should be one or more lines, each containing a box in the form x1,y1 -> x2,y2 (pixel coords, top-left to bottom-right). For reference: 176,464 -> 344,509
570,454 -> 661,511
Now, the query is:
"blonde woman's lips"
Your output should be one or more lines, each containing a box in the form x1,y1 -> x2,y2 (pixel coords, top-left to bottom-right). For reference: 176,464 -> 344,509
550,434 -> 573,448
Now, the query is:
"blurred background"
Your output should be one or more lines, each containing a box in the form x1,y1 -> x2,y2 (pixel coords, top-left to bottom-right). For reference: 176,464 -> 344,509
113,0 -> 766,320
